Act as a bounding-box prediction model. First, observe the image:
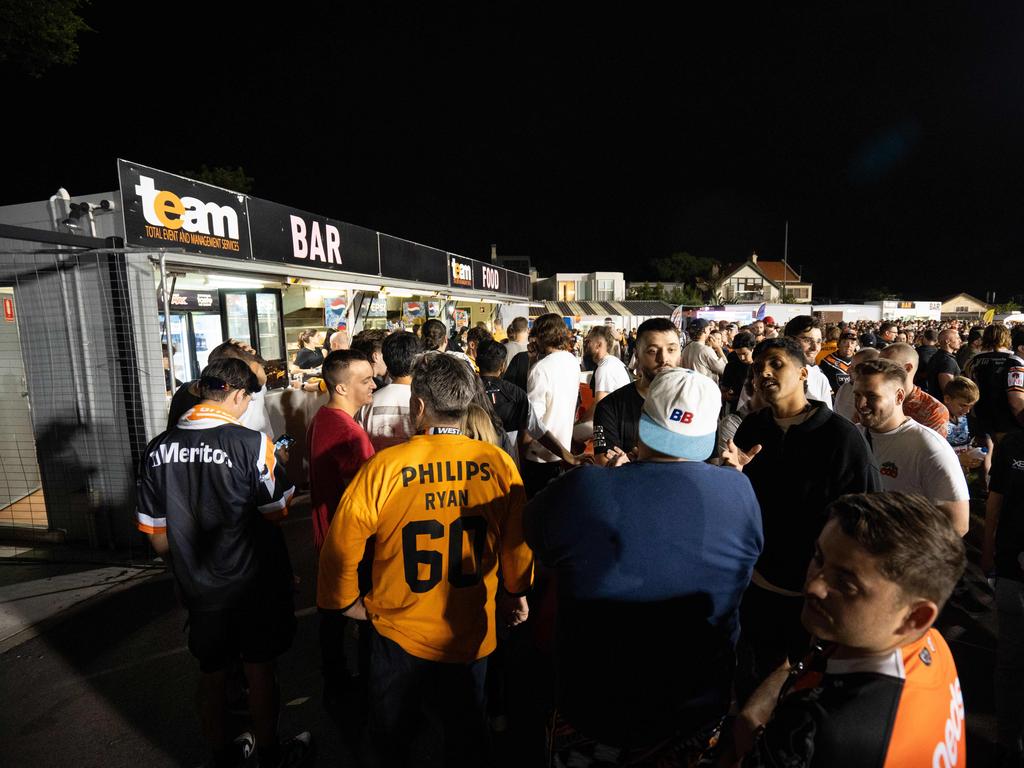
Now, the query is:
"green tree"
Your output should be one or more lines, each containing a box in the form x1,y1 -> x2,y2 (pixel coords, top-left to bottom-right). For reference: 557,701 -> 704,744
651,251 -> 719,284
862,286 -> 900,301
994,301 -> 1021,314
0,0 -> 92,77
667,285 -> 704,306
626,283 -> 666,300
183,165 -> 255,194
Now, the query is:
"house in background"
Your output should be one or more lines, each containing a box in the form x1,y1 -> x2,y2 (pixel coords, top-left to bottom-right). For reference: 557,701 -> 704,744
711,253 -> 813,304
533,271 -> 626,302
940,292 -> 991,322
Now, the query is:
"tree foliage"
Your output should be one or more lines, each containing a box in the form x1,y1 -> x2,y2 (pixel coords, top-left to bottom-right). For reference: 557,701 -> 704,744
627,281 -> 704,306
183,165 -> 255,194
626,282 -> 665,300
651,251 -> 719,283
0,0 -> 92,77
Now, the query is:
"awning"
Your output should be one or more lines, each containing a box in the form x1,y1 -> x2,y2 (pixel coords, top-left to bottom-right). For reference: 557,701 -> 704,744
540,300 -> 675,317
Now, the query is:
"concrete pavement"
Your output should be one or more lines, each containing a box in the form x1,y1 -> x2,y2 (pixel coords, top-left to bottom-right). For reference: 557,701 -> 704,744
0,496 -> 1005,767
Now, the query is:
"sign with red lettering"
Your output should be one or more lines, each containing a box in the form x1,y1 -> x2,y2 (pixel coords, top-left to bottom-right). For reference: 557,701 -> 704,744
2,296 -> 13,323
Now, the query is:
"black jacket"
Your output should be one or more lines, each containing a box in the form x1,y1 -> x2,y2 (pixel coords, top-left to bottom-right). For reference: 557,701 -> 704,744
734,402 -> 881,591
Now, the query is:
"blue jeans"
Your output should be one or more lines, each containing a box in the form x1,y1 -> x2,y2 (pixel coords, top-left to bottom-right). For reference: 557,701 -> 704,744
996,578 -> 1024,753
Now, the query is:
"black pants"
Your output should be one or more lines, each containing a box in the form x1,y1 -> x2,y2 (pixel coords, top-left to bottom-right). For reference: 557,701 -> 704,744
363,628 -> 489,768
736,582 -> 809,702
521,459 -> 563,499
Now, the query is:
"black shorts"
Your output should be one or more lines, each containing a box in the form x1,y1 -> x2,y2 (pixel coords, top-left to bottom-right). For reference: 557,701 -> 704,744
187,589 -> 296,673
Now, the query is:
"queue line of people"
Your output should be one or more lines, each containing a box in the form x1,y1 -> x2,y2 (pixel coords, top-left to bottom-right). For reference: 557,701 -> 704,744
135,309 -> 1024,767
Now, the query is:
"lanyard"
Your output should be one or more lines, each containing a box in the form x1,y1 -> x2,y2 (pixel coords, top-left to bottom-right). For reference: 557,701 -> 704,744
427,427 -> 462,435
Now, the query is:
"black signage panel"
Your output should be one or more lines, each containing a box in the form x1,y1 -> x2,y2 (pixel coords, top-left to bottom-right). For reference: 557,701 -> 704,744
506,270 -> 530,299
158,289 -> 221,312
117,159 -> 251,259
473,260 -> 506,293
379,234 -> 449,286
246,197 -> 381,277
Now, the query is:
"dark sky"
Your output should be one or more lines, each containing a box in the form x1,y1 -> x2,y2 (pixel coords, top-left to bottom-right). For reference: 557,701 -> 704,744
4,4 -> 1024,302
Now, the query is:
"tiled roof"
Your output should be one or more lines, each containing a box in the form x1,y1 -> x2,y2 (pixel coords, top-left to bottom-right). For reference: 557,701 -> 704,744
755,261 -> 803,282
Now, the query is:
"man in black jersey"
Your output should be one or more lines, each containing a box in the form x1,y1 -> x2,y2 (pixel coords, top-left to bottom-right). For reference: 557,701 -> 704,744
138,358 -> 309,768
593,317 -> 681,465
476,338 -> 530,454
723,493 -> 967,768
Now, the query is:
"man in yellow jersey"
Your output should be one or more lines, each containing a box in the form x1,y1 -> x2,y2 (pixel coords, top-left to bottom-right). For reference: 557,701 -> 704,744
318,353 -> 534,767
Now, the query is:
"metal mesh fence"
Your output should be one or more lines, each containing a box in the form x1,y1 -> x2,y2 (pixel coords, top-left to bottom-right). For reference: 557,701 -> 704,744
0,244 -> 164,565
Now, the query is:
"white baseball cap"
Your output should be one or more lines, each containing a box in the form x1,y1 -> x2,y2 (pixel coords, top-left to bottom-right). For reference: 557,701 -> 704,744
638,368 -> 720,460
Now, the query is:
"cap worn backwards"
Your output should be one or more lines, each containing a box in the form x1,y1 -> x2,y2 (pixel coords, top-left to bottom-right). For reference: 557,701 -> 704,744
638,368 -> 720,461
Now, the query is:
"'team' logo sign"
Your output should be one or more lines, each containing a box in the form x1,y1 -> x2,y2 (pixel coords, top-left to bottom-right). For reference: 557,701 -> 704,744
118,160 -> 251,259
450,256 -> 473,287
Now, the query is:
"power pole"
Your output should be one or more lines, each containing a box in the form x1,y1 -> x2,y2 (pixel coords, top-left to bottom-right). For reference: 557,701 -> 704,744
782,220 -> 789,302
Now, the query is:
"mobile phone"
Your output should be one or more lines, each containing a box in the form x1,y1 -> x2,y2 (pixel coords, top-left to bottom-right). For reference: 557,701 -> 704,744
274,434 -> 296,451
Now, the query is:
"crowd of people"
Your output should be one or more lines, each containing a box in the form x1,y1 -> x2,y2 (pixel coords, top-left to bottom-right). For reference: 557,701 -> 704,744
135,308 -> 1024,767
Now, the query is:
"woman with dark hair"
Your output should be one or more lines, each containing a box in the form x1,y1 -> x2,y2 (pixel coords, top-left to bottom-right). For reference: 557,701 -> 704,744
292,329 -> 325,374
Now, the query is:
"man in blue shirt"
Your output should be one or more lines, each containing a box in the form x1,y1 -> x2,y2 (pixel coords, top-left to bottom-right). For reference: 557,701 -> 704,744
525,368 -> 763,766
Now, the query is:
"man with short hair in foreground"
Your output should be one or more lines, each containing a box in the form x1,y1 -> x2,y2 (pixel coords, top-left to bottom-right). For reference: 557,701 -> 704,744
723,492 -> 966,768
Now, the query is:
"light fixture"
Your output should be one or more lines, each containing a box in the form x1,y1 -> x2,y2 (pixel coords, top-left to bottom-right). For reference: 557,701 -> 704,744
384,288 -> 415,298
293,278 -> 372,292
205,274 -> 267,288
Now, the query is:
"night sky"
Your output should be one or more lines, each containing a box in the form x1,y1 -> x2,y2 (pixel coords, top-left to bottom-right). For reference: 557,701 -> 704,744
4,4 -> 1024,302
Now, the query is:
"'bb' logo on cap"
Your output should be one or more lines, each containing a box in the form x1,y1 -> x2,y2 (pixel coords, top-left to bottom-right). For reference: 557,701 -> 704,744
669,409 -> 694,424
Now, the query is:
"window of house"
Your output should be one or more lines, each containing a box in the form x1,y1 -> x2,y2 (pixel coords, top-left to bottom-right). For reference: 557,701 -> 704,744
731,277 -> 763,294
596,279 -> 615,301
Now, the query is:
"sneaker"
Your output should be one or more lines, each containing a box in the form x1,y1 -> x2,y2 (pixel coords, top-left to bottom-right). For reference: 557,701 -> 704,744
233,732 -> 256,764
273,731 -> 313,767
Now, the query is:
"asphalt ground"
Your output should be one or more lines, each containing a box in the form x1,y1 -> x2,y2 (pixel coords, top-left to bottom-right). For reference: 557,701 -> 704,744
0,494 -> 1004,767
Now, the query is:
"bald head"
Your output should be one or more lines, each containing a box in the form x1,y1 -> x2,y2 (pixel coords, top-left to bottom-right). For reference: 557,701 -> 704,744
329,330 -> 350,351
879,342 -> 918,383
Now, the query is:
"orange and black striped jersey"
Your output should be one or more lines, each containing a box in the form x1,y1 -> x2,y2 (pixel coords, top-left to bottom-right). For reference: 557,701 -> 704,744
746,629 -> 965,768
317,432 -> 534,663
819,352 -> 852,393
136,405 -> 295,609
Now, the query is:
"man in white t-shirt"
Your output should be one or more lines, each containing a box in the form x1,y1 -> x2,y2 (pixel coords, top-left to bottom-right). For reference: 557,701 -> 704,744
504,316 -> 530,361
580,325 -> 631,422
854,357 -> 970,536
522,313 -> 586,497
360,331 -> 420,452
784,315 -> 834,409
680,318 -> 727,383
